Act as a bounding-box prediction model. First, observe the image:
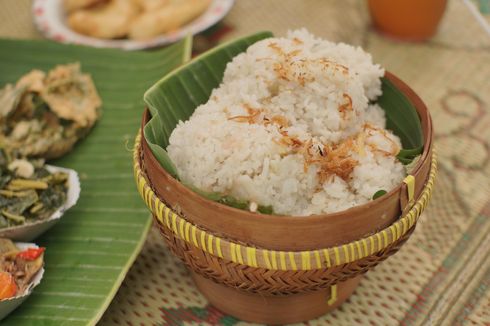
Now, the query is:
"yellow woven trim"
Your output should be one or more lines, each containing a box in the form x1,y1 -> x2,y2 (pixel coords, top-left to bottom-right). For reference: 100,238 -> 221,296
361,239 -> 368,258
404,175 -> 416,204
216,237 -> 223,258
369,236 -> 375,255
179,218 -> 185,239
164,207 -> 171,230
171,213 -> 178,237
191,225 -> 198,247
323,249 -> 331,268
383,230 -> 389,247
327,285 -> 337,305
147,188 -> 153,212
208,234 -> 214,255
184,222 -> 191,242
333,247 -> 341,266
155,201 -> 164,224
390,225 -> 397,243
376,232 -> 383,251
236,244 -> 244,264
314,250 -> 321,269
142,186 -> 149,209
263,250 -> 272,270
343,245 -> 350,264
280,252 -> 287,270
158,201 -> 165,225
414,202 -> 421,216
356,241 -> 363,259
134,132 -> 437,271
247,247 -> 257,267
137,176 -> 144,197
395,222 -> 401,241
230,243 -> 237,263
271,251 -> 278,269
401,216 -> 408,235
200,231 -> 207,253
407,211 -> 415,228
301,252 -> 310,270
289,252 -> 297,270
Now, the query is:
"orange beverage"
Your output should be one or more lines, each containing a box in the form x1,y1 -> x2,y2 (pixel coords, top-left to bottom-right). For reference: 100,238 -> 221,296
368,0 -> 447,41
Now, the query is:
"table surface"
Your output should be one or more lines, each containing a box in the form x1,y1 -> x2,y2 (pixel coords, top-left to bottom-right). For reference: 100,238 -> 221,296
1,1 -> 489,325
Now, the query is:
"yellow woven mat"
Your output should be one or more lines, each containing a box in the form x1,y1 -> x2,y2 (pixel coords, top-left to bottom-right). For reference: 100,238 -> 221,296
1,1 -> 489,325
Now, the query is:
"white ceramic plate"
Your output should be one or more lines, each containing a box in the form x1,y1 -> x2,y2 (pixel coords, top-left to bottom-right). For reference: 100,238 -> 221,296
32,0 -> 234,50
0,242 -> 45,321
0,166 -> 80,242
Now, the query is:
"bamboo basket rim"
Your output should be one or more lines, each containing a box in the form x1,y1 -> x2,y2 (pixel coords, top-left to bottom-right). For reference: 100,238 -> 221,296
134,132 -> 437,271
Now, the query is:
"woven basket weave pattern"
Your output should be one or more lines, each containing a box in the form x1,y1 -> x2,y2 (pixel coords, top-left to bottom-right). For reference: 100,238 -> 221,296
134,132 -> 437,295
156,223 -> 414,295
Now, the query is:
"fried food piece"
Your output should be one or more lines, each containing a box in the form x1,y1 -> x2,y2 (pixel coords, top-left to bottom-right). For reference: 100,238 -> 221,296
16,70 -> 45,93
63,0 -> 107,13
129,0 -> 211,40
67,0 -> 140,39
132,0 -> 169,12
0,63 -> 102,159
41,63 -> 100,128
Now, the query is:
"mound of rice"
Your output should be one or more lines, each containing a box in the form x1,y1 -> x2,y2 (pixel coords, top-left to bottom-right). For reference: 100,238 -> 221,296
167,29 -> 405,216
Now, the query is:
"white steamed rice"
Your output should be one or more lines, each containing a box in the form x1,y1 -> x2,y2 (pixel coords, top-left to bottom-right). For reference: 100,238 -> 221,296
167,29 -> 405,216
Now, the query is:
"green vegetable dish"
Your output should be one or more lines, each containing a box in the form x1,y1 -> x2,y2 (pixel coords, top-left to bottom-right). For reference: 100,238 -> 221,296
0,150 -> 68,229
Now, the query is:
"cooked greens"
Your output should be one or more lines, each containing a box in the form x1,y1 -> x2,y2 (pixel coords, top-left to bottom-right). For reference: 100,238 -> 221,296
0,150 -> 67,229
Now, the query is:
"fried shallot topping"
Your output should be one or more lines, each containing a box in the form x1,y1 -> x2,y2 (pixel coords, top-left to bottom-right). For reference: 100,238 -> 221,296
363,123 -> 400,156
338,93 -> 353,118
265,115 -> 290,128
227,106 -> 263,124
228,104 -> 290,129
266,42 -> 349,87
316,139 -> 358,182
295,138 -> 358,182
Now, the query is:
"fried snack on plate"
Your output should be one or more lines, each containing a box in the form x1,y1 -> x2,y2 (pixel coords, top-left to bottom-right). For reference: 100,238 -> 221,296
129,0 -> 211,40
63,0 -> 106,13
132,0 -> 169,12
42,64 -> 100,127
0,63 -> 101,159
67,0 -> 140,39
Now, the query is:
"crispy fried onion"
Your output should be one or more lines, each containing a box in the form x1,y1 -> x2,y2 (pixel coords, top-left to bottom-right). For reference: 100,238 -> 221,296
276,131 -> 358,182
338,93 -> 353,118
303,139 -> 358,182
228,104 -> 290,129
363,123 -> 400,156
266,42 -> 349,86
278,124 -> 400,183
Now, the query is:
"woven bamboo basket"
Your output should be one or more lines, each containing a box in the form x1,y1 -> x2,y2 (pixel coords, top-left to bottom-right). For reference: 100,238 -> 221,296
133,73 -> 436,324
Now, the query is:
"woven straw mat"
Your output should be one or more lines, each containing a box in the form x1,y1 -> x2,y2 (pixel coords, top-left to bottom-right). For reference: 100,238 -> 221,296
0,0 -> 489,325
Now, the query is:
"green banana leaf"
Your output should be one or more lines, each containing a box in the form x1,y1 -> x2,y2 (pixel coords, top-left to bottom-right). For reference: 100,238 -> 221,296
0,36 -> 191,325
378,78 -> 424,163
144,31 -> 274,178
143,31 -> 424,209
372,189 -> 387,200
